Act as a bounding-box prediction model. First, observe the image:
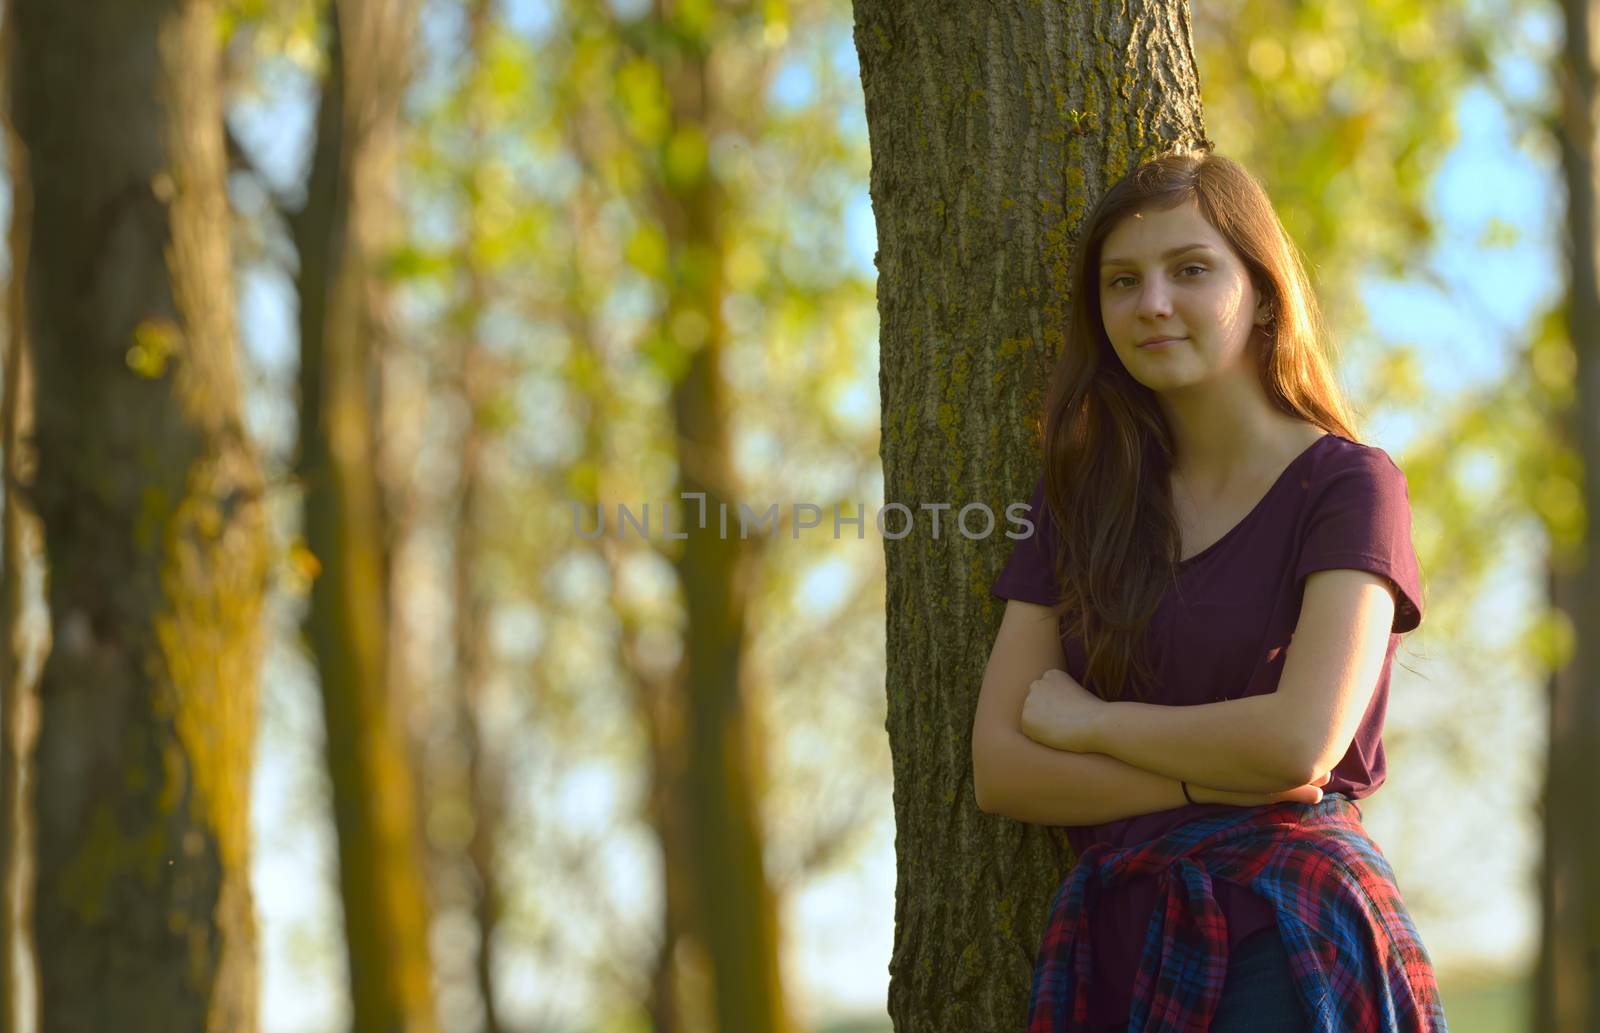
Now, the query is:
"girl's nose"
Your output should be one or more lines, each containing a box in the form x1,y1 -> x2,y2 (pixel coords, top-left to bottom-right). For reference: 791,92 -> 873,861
1137,281 -> 1172,316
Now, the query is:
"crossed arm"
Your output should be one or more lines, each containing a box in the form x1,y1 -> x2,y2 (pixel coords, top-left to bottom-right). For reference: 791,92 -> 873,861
973,568 -> 1400,824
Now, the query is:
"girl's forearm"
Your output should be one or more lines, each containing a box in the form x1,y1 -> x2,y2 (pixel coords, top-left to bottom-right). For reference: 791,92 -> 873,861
1088,693 -> 1306,792
975,727 -> 1192,826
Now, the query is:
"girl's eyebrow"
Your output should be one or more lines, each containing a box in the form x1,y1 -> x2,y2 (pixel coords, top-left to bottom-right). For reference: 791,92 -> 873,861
1100,243 -> 1216,269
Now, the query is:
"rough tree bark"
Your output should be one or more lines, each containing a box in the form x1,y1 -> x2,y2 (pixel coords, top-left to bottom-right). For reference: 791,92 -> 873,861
7,1 -> 269,1030
290,1 -> 438,1031
850,2 -> 1207,1027
1540,0 -> 1600,1027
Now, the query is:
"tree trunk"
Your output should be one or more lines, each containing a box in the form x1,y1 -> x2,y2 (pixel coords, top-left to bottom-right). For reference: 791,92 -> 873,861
291,1 -> 437,1031
8,1 -> 269,1030
670,310 -> 787,1033
850,1 -> 1207,1027
0,15 -> 43,1023
1541,1 -> 1600,1027
1537,558 -> 1584,1033
625,7 -> 795,1031
450,6 -> 507,1026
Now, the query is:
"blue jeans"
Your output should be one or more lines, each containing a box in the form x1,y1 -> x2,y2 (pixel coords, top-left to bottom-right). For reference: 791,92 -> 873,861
1209,926 -> 1309,1031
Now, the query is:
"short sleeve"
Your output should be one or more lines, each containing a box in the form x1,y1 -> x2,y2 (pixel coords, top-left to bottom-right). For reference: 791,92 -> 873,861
990,474 -> 1063,606
1293,448 -> 1423,634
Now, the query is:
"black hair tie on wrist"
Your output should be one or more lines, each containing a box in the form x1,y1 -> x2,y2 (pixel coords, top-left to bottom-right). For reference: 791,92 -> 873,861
1181,781 -> 1196,805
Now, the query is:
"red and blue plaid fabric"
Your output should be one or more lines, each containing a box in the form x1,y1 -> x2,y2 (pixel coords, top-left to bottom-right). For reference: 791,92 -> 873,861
1027,795 -> 1447,1032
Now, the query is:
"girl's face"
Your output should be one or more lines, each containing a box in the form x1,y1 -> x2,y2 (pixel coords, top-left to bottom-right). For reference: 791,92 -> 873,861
1096,199 -> 1272,392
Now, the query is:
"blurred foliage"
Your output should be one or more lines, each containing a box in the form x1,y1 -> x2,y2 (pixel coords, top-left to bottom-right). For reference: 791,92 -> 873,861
371,0 -> 890,1025
1197,2 -> 1491,295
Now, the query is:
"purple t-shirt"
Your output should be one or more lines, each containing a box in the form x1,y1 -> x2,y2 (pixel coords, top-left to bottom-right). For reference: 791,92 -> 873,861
988,432 -> 1424,1030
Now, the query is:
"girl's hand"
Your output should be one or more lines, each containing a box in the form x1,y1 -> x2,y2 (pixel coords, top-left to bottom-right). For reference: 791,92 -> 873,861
1189,770 -> 1332,808
1020,669 -> 1104,752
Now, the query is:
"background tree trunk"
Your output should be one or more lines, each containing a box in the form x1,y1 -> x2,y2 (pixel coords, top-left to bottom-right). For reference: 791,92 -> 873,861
1540,0 -> 1600,1027
447,4 -> 507,1028
7,1 -> 269,1029
0,16 -> 43,1022
632,7 -> 795,1030
290,1 -> 438,1031
850,1 -> 1208,1027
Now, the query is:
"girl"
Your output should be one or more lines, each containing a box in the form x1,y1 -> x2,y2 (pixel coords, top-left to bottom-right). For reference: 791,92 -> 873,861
973,150 -> 1447,1032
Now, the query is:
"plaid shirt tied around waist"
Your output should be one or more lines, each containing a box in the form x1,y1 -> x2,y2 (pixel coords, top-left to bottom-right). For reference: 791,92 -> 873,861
1027,795 -> 1448,1033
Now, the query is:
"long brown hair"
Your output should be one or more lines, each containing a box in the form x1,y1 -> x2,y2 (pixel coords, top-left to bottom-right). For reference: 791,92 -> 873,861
1042,149 -> 1360,701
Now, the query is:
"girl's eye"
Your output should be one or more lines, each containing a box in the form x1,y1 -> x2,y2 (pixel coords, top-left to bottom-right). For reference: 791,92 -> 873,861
1106,265 -> 1205,290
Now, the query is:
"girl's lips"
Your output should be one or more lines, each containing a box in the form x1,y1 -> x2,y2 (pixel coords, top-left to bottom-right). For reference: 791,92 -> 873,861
1139,336 -> 1186,349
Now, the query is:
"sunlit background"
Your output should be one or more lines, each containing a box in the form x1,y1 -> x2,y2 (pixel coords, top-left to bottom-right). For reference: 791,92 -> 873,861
14,0 -> 1566,1029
